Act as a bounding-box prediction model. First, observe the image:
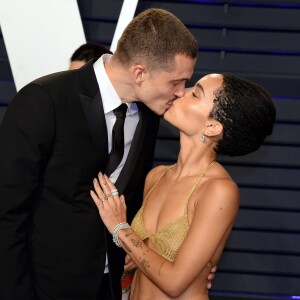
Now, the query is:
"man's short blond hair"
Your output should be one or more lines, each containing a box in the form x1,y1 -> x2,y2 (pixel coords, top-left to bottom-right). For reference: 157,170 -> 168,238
113,8 -> 198,71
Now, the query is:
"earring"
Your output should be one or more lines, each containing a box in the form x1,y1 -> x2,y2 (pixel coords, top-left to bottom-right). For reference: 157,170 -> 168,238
201,133 -> 206,143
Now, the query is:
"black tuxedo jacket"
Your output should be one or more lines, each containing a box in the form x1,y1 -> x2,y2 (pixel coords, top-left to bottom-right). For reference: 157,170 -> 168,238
0,61 -> 160,300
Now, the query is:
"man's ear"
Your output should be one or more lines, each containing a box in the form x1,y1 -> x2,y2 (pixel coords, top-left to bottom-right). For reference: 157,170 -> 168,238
132,65 -> 146,84
203,121 -> 223,137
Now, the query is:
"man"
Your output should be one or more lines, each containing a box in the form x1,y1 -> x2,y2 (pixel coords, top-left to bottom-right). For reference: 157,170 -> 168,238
0,8 -> 197,300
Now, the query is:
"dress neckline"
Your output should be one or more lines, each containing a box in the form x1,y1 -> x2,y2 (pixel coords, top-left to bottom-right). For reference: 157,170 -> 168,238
141,161 -> 216,236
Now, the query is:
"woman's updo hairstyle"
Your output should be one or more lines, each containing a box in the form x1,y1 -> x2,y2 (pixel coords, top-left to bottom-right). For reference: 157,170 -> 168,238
209,74 -> 276,157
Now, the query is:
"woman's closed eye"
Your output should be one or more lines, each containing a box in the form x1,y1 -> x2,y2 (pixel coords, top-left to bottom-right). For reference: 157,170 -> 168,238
192,91 -> 198,98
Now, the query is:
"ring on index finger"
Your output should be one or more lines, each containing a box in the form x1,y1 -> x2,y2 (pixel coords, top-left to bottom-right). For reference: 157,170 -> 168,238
100,195 -> 108,202
111,189 -> 119,196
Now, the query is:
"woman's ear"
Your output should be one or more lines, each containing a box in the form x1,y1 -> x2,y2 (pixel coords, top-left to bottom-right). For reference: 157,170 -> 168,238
203,121 -> 223,138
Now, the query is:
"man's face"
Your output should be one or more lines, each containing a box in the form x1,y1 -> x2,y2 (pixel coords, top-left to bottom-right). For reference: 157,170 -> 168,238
135,54 -> 196,115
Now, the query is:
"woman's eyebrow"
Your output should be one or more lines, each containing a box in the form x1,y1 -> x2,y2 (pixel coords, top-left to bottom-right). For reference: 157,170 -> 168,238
196,83 -> 205,96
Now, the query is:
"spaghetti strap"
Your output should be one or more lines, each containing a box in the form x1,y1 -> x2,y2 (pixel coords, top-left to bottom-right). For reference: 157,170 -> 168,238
184,161 -> 216,216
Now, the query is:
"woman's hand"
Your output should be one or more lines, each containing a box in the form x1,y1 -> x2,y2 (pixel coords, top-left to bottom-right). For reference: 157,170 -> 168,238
90,172 -> 127,233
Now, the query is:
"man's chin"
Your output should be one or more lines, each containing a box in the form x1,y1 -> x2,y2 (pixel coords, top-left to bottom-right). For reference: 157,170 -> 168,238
153,107 -> 167,116
162,109 -> 170,120
146,104 -> 169,116
163,103 -> 174,115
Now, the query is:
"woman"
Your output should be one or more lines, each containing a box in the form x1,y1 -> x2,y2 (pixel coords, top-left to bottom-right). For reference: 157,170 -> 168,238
90,73 -> 276,299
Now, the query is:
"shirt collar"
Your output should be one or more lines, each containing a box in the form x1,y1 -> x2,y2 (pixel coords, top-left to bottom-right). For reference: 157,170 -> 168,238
93,54 -> 138,116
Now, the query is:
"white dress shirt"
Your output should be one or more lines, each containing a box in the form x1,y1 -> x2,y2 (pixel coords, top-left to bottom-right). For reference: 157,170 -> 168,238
93,54 -> 139,273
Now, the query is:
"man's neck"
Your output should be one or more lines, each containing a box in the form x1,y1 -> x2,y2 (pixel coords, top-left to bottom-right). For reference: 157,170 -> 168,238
104,57 -> 138,103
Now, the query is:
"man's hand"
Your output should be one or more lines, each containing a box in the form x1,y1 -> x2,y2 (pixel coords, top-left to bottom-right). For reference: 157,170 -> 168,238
207,265 -> 217,290
124,254 -> 136,273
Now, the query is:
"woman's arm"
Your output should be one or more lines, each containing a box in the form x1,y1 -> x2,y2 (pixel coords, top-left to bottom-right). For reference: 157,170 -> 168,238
91,173 -> 239,297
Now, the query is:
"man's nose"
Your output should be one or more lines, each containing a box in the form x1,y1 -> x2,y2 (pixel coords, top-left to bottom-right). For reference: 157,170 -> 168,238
175,86 -> 185,98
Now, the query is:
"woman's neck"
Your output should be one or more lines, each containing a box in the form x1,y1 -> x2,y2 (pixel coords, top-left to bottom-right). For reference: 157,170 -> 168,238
173,135 -> 216,179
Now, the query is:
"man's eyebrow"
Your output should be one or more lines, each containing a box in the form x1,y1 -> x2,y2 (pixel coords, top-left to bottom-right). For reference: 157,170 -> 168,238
196,83 -> 205,96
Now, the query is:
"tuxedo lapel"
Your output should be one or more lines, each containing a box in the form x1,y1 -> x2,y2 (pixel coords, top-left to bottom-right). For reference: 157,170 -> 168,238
80,91 -> 109,171
116,103 -> 148,193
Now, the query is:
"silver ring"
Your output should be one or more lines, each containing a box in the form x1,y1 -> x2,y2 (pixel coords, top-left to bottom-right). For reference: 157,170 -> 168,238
101,195 -> 107,202
111,189 -> 119,196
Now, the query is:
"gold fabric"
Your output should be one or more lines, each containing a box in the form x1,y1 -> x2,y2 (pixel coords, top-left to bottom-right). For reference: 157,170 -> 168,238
131,162 -> 215,262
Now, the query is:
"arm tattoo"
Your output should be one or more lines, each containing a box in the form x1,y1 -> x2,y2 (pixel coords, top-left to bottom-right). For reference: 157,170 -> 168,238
130,238 -> 143,248
141,259 -> 150,271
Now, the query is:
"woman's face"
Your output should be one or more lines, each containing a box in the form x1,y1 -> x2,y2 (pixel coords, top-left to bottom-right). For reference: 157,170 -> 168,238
163,74 -> 223,136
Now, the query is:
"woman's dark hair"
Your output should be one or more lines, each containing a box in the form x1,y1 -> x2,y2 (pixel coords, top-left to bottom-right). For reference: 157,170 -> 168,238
209,74 -> 276,157
71,43 -> 112,63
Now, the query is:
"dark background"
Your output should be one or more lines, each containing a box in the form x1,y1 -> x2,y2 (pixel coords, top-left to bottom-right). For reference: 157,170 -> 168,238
1,0 -> 300,299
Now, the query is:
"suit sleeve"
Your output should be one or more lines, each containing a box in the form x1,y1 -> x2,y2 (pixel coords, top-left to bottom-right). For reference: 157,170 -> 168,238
0,83 -> 55,299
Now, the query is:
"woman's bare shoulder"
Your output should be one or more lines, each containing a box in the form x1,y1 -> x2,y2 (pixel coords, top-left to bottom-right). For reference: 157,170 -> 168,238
199,176 -> 240,210
147,164 -> 172,180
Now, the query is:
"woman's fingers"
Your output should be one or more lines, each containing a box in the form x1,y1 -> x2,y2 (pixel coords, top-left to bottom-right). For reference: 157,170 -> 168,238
90,190 -> 98,205
98,173 -> 119,202
93,177 -> 105,199
98,173 -> 112,195
98,173 -> 119,211
90,173 -> 128,234
91,175 -> 113,209
90,190 -> 103,211
91,172 -> 126,214
102,174 -> 120,198
120,195 -> 127,210
98,173 -> 124,207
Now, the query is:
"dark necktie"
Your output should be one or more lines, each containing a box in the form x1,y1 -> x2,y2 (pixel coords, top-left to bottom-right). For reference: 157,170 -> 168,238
105,103 -> 128,176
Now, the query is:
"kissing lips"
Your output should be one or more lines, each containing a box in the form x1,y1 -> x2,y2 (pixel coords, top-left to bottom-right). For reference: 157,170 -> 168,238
166,97 -> 177,110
